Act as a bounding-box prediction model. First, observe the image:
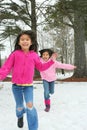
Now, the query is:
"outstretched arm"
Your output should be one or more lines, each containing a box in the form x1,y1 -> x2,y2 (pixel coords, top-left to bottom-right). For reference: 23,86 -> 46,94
0,52 -> 14,80
55,61 -> 76,70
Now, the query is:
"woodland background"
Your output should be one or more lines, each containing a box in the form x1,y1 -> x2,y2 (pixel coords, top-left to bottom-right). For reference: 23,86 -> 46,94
0,0 -> 87,81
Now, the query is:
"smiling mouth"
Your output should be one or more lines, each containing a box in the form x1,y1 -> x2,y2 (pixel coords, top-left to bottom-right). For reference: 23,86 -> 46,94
44,58 -> 48,61
22,44 -> 28,46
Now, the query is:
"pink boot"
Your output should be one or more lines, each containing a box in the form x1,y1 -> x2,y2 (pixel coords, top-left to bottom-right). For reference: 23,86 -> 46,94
44,99 -> 50,112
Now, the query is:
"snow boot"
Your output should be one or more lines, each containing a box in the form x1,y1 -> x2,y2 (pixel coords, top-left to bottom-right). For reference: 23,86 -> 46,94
17,116 -> 23,128
44,99 -> 50,112
44,104 -> 50,112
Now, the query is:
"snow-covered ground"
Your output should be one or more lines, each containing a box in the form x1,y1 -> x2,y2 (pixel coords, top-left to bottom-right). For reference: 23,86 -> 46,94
0,80 -> 87,130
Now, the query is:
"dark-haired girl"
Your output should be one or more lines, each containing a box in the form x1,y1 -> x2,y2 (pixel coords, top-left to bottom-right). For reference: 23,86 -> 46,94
39,49 -> 76,112
0,30 -> 57,130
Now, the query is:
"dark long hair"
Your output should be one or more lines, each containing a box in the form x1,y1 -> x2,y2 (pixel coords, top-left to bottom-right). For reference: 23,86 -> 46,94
14,30 -> 38,52
39,49 -> 54,58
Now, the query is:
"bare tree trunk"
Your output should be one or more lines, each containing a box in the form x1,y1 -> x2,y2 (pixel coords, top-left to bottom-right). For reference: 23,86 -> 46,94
31,0 -> 37,34
31,0 -> 40,77
73,11 -> 86,77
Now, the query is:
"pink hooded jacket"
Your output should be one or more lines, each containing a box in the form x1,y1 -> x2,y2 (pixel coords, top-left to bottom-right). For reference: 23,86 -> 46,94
0,50 -> 54,84
40,59 -> 75,82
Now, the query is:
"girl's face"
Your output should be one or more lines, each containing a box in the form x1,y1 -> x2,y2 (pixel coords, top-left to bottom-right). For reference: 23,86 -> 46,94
19,34 -> 32,52
42,51 -> 50,62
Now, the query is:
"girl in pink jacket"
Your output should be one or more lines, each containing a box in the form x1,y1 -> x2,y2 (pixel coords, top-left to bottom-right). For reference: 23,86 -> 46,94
0,31 -> 56,130
39,49 -> 76,112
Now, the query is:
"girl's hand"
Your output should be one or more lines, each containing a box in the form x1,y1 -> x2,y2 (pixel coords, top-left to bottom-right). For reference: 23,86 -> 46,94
74,66 -> 77,69
51,53 -> 58,61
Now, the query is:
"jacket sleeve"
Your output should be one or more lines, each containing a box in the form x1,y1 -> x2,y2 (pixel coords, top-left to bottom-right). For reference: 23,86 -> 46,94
34,55 -> 54,71
0,52 -> 15,80
54,61 -> 75,70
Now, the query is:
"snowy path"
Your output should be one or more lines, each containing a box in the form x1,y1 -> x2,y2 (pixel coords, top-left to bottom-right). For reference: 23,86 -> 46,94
0,82 -> 87,130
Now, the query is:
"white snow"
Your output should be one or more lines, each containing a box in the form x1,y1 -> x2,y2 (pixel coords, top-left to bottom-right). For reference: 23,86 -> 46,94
0,81 -> 87,130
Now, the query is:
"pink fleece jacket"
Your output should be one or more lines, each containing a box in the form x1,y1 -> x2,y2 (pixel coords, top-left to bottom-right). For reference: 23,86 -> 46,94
0,50 -> 54,84
40,59 -> 75,82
